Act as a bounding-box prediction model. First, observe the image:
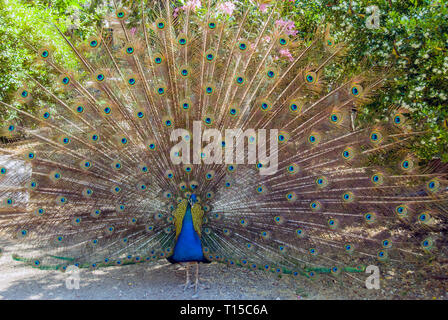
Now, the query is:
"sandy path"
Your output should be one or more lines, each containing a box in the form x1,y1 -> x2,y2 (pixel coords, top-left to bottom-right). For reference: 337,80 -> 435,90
0,251 -> 311,300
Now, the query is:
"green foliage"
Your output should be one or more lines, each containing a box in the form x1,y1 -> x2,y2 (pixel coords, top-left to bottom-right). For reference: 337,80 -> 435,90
0,0 -> 102,121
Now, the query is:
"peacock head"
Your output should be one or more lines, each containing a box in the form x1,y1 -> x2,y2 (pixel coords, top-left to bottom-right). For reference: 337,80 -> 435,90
189,194 -> 198,206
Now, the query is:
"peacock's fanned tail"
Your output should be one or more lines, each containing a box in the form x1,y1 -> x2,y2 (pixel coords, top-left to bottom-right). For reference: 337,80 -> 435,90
0,0 -> 446,279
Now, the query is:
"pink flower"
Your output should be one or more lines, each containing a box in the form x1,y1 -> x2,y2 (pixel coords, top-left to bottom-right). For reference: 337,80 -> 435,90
275,19 -> 298,36
218,1 -> 236,16
173,7 -> 180,18
259,3 -> 268,13
182,0 -> 201,12
279,48 -> 294,62
130,27 -> 137,36
262,36 -> 271,42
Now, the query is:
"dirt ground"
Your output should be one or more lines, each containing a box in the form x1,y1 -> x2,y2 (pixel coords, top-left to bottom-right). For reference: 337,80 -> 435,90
0,250 -> 446,300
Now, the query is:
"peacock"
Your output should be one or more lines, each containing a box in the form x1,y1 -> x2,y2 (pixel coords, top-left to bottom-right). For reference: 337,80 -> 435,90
0,0 -> 447,294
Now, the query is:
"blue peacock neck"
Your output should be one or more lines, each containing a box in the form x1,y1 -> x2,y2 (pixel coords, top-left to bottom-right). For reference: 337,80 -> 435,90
167,195 -> 207,263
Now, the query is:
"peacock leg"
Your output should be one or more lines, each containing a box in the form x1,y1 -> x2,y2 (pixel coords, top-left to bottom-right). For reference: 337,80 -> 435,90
184,263 -> 191,291
194,262 -> 199,292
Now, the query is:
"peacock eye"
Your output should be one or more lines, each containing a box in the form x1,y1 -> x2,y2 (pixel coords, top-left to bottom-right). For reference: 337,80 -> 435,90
330,112 -> 342,124
400,159 -> 413,170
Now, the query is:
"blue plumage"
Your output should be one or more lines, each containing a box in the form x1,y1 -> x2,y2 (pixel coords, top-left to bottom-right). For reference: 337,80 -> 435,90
167,201 -> 207,263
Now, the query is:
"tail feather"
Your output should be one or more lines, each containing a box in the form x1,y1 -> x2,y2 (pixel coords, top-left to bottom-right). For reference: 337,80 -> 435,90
0,1 -> 446,281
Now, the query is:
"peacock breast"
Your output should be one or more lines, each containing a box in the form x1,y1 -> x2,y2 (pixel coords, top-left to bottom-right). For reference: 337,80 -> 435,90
168,200 -> 206,263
